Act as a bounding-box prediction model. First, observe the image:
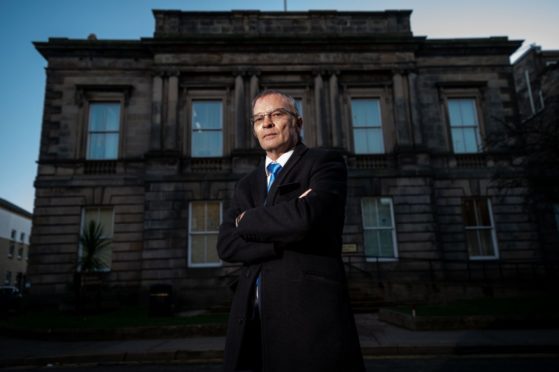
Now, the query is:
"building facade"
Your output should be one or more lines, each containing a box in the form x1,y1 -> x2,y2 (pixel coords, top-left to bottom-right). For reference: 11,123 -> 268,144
0,198 -> 32,291
29,10 -> 555,308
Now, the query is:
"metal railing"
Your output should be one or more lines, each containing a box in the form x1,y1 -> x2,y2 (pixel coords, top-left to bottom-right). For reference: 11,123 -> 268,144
342,254 -> 559,284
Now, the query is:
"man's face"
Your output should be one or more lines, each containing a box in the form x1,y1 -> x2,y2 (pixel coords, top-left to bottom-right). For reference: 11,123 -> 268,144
252,94 -> 301,160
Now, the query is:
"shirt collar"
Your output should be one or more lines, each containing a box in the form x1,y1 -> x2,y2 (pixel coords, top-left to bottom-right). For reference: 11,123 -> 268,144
265,149 -> 294,176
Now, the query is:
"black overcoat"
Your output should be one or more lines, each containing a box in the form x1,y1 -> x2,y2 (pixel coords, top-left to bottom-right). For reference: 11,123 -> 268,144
217,143 -> 365,372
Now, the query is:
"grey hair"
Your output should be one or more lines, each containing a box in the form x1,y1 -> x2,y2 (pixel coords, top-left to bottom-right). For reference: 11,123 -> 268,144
251,89 -> 299,115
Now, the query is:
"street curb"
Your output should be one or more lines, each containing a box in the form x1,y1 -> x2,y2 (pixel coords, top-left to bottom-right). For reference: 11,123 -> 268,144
2,345 -> 558,368
0,350 -> 225,368
378,308 -> 559,331
0,323 -> 227,341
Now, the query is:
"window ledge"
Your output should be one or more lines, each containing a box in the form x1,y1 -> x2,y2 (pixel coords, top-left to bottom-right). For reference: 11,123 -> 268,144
84,160 -> 117,174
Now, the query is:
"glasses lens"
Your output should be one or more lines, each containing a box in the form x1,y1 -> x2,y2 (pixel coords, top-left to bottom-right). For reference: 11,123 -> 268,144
252,115 -> 264,125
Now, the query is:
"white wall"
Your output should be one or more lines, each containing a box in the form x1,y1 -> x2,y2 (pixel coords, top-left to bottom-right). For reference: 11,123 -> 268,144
0,207 -> 32,244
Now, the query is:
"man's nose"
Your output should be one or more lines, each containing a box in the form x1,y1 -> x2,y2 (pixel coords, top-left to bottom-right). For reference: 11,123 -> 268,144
262,115 -> 274,127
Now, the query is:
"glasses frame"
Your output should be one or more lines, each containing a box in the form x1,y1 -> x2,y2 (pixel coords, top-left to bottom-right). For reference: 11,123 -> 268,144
250,108 -> 298,127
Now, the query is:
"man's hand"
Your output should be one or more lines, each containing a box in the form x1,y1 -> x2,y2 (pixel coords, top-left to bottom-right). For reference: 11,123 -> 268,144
298,188 -> 312,198
235,211 -> 246,227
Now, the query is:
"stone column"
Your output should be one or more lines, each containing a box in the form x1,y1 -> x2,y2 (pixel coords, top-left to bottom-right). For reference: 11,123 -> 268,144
314,72 -> 326,147
164,72 -> 179,151
249,73 -> 260,148
234,73 -> 246,150
407,72 -> 422,147
392,72 -> 411,146
329,72 -> 342,148
150,74 -> 163,151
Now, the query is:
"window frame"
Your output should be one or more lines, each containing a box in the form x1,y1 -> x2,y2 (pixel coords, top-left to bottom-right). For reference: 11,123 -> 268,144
76,86 -> 131,161
85,101 -> 123,160
445,97 -> 482,154
462,197 -> 500,260
439,86 -> 486,154
361,197 -> 399,262
188,201 -> 223,268
343,88 -> 394,155
78,207 -> 115,272
185,91 -> 228,158
350,97 -> 385,154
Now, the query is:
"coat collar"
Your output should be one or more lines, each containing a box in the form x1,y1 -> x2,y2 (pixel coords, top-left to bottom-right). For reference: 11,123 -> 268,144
266,142 -> 308,202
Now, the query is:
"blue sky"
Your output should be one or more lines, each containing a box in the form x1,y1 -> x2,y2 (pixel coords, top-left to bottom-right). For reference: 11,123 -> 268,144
1,0 -> 558,213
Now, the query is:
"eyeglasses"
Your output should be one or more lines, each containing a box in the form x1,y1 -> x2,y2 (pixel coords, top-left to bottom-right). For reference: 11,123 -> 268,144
251,108 -> 298,127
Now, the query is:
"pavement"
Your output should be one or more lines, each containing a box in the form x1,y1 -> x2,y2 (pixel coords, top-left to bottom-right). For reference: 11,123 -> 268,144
1,313 -> 558,368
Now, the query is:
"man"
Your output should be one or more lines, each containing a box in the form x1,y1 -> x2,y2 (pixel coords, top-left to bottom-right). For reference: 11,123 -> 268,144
217,90 -> 365,372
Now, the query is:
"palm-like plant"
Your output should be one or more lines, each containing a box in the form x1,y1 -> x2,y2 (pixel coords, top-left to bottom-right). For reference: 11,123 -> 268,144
74,220 -> 111,313
79,220 -> 111,272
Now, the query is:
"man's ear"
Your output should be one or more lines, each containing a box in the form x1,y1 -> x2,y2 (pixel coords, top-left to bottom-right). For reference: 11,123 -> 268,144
296,117 -> 303,130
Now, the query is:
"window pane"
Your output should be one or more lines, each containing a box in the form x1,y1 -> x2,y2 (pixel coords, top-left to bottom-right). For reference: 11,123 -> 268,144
361,199 -> 378,228
188,201 -> 222,267
192,101 -> 222,130
87,133 -> 119,160
462,127 -> 479,153
192,131 -> 223,157
364,230 -> 380,257
476,200 -> 491,226
466,230 -> 479,256
351,99 -> 381,128
451,128 -> 466,153
448,100 -> 462,126
478,230 -> 495,256
191,235 -> 206,264
89,103 -> 120,131
205,234 -> 220,263
463,199 -> 476,226
378,199 -> 393,228
353,128 -> 384,154
206,202 -> 221,231
98,210 -> 114,237
190,202 -> 206,232
378,230 -> 395,257
448,98 -> 480,154
460,99 -> 478,125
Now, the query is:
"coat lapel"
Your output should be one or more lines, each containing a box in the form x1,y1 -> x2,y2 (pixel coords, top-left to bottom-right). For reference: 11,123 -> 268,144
267,143 -> 308,204
252,159 -> 268,207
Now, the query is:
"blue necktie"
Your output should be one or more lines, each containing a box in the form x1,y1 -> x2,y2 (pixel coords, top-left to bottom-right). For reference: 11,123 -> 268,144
267,162 -> 282,192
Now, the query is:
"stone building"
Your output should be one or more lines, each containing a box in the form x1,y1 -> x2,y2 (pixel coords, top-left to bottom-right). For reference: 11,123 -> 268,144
29,9 -> 555,309
512,45 -> 559,261
0,198 -> 32,291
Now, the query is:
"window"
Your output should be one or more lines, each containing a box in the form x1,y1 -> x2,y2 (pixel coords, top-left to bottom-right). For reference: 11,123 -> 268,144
294,98 -> 304,140
79,208 -> 114,271
351,98 -> 384,154
5,271 -> 12,285
447,98 -> 481,153
18,233 -> 25,259
87,102 -> 121,160
361,197 -> 398,260
8,230 -> 15,259
191,100 -> 223,157
189,201 -> 222,267
462,198 -> 499,259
